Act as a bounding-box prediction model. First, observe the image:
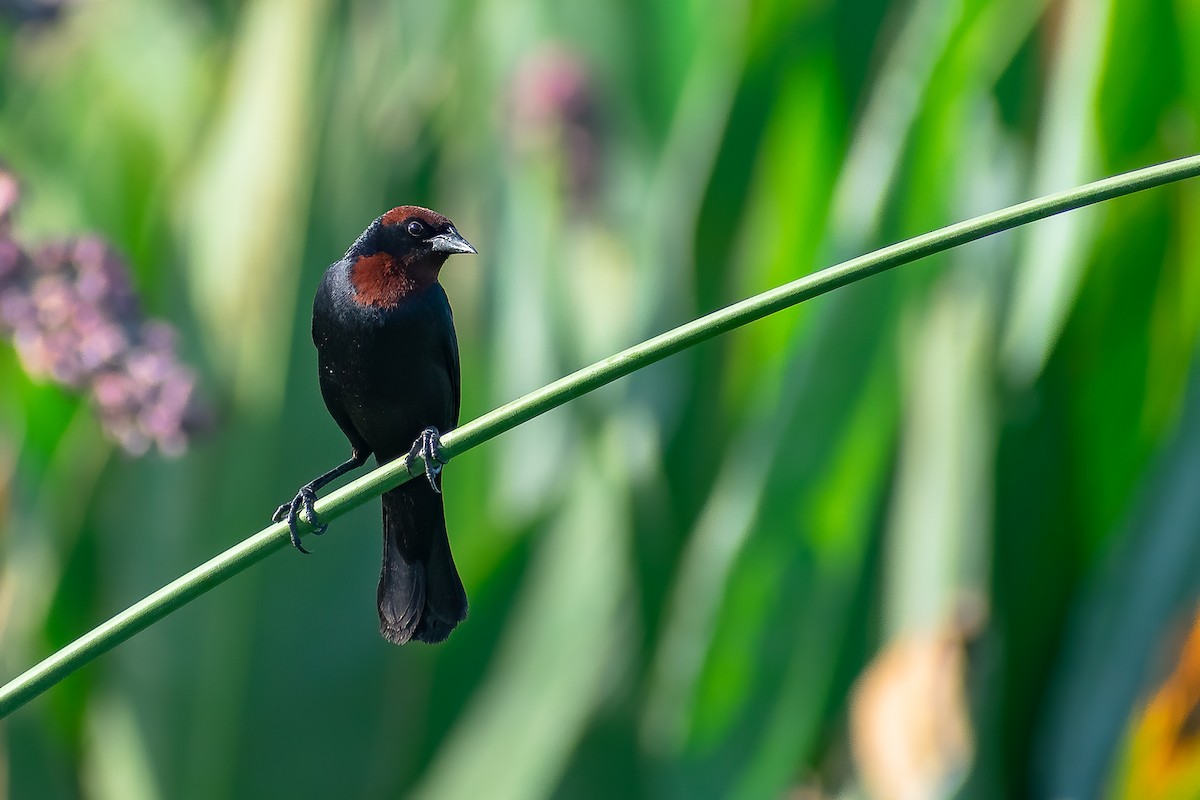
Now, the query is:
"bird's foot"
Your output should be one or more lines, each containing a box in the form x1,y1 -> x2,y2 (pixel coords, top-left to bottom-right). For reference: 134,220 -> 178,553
406,426 -> 446,494
272,486 -> 328,553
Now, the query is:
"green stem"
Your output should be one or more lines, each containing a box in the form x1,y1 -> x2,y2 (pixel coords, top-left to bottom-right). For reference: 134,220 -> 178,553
3,154 -> 1199,718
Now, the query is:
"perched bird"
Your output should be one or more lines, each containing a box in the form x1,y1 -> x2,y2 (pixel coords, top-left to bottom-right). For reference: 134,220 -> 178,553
275,205 -> 476,645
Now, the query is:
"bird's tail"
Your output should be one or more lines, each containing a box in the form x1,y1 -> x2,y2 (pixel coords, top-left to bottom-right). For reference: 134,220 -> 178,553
377,480 -> 468,644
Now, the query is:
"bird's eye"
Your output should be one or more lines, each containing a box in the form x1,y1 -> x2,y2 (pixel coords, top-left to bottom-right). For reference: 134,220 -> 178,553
406,220 -> 427,238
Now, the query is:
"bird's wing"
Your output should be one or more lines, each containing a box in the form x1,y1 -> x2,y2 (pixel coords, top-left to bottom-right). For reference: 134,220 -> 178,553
317,359 -> 372,456
312,264 -> 373,456
444,304 -> 461,428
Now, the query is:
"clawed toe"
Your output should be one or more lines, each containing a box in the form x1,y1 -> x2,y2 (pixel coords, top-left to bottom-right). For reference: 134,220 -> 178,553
300,489 -> 329,536
274,487 -> 327,554
273,451 -> 371,553
406,426 -> 446,494
285,503 -> 310,554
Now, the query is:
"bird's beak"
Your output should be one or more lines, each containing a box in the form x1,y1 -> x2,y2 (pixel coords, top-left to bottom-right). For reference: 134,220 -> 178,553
428,230 -> 478,255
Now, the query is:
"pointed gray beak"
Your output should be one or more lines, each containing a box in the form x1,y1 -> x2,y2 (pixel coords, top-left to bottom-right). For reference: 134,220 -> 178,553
428,230 -> 478,255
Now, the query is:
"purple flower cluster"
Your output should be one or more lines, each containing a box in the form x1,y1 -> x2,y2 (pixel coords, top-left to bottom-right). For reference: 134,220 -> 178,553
0,167 -> 208,456
509,47 -> 603,209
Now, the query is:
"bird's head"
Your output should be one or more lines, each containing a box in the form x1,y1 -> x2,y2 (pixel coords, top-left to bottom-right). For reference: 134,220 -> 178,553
348,205 -> 476,308
377,206 -> 477,262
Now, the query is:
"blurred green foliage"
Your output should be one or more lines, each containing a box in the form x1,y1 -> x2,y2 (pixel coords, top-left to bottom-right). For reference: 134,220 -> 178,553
1,0 -> 1199,798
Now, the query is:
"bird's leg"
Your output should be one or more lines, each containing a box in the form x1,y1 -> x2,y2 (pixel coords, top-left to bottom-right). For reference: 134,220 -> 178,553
406,426 -> 447,494
274,448 -> 369,553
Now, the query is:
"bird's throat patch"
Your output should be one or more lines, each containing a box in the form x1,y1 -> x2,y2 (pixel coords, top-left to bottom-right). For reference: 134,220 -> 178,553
349,252 -> 416,308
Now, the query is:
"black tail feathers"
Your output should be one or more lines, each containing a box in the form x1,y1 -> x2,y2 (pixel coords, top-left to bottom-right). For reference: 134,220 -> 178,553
377,481 -> 467,645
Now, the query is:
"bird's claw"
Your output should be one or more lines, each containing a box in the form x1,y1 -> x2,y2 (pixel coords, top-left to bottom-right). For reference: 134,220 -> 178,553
273,486 -> 328,554
406,426 -> 446,494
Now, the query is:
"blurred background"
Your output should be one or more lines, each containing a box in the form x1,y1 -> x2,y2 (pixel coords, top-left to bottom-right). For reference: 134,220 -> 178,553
1,0 -> 1199,797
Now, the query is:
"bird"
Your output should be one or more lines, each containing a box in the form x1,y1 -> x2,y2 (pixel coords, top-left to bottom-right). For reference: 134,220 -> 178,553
274,205 -> 476,645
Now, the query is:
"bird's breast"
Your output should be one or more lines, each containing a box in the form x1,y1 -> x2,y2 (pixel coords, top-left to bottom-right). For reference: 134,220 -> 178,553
313,277 -> 457,458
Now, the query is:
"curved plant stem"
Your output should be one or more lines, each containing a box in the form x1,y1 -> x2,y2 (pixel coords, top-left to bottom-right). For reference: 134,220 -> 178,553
3,154 -> 1200,718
